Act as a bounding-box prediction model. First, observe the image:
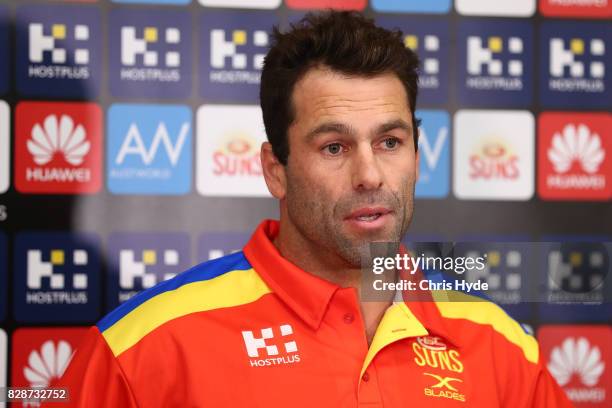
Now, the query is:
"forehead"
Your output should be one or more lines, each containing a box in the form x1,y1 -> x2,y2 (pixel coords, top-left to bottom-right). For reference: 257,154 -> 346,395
290,67 -> 411,128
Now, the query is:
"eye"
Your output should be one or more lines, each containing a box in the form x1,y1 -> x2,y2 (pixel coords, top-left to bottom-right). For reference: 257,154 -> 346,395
323,143 -> 344,156
381,137 -> 400,150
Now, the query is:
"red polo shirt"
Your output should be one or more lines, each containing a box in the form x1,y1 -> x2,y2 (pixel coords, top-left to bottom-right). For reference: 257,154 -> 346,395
45,220 -> 572,407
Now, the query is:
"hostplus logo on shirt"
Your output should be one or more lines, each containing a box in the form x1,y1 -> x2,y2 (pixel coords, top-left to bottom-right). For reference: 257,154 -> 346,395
459,20 -> 533,106
109,9 -> 191,98
540,22 -> 610,108
200,12 -> 275,102
538,112 -> 611,200
107,104 -> 192,195
107,232 -> 190,309
242,324 -> 301,367
16,5 -> 101,98
415,110 -> 449,198
13,233 -> 100,323
14,102 -> 102,194
377,18 -> 449,105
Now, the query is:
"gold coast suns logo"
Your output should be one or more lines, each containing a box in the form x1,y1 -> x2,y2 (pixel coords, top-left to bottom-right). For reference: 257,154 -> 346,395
413,336 -> 466,403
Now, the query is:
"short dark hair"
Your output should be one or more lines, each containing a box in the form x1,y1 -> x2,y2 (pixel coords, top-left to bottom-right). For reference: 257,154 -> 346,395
260,11 -> 420,165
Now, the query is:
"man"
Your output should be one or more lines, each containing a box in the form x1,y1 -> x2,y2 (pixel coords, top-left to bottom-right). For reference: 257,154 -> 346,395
46,11 -> 572,407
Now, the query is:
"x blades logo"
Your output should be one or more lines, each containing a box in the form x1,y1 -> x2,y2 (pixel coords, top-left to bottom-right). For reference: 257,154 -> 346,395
540,22 -> 610,108
458,20 -> 533,106
109,9 -> 192,98
538,112 -> 611,200
16,5 -> 101,98
13,233 -> 101,323
200,11 -> 276,102
107,232 -> 190,309
14,102 -> 102,194
423,373 -> 466,402
107,104 -> 192,195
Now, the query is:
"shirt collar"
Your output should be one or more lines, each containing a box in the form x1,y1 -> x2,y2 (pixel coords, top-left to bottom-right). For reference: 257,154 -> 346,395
243,220 -> 340,331
243,219 -> 458,347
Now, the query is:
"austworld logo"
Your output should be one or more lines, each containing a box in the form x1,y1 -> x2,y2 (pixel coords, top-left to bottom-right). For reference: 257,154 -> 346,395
197,105 -> 269,197
415,110 -> 449,198
13,232 -> 101,323
538,112 -> 611,200
15,102 -> 102,194
200,12 -> 276,102
106,232 -> 190,309
372,0 -> 450,13
540,22 -> 610,108
109,9 -> 192,98
107,104 -> 192,195
16,5 -> 101,98
539,325 -> 611,407
458,20 -> 533,106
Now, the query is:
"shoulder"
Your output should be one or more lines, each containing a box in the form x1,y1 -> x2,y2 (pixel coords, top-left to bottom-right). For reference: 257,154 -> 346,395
96,251 -> 271,357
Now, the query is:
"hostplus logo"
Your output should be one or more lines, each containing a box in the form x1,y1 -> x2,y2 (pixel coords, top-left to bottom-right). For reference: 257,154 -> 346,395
197,105 -> 269,197
378,18 -> 449,105
107,104 -> 192,195
546,243 -> 608,304
110,9 -> 191,98
539,325 -> 611,407
459,21 -> 533,106
540,22 -> 610,108
16,5 -> 101,97
538,113 -> 611,200
242,324 -> 301,367
200,12 -> 276,102
198,232 -> 249,263
415,110 -> 449,198
14,233 -> 100,322
14,102 -> 102,194
107,232 -> 190,308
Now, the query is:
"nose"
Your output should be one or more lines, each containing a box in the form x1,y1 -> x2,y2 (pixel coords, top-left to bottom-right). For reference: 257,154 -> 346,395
351,145 -> 384,191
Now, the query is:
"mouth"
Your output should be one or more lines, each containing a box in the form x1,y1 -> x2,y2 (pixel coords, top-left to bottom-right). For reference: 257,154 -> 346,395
344,207 -> 393,226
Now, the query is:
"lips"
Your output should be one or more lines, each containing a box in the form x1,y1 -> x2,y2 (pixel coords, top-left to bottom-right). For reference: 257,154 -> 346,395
345,207 -> 392,222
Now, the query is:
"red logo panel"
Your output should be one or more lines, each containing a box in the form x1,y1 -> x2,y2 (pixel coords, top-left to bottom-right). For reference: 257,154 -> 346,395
539,0 -> 612,18
538,112 -> 611,200
285,0 -> 366,10
11,327 -> 89,391
538,325 -> 611,407
15,101 -> 102,194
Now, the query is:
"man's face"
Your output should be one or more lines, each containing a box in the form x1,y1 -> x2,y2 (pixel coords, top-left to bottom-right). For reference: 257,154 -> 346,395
282,66 -> 419,266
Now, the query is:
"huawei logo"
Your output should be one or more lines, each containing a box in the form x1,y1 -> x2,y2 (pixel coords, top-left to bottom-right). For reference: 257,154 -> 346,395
548,124 -> 605,174
27,114 -> 91,166
23,340 -> 74,388
548,337 -> 605,387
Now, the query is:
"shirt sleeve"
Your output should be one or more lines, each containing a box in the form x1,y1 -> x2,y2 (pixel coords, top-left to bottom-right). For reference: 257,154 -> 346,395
41,326 -> 139,408
530,363 -> 575,408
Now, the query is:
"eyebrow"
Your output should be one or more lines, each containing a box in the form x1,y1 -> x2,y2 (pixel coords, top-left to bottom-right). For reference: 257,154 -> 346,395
305,119 -> 413,142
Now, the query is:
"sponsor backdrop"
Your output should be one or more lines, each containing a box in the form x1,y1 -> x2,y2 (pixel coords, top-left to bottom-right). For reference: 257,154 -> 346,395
0,0 -> 610,406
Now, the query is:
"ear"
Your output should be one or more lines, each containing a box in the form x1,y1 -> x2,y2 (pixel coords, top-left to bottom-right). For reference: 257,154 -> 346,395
415,149 -> 420,182
261,142 -> 287,199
